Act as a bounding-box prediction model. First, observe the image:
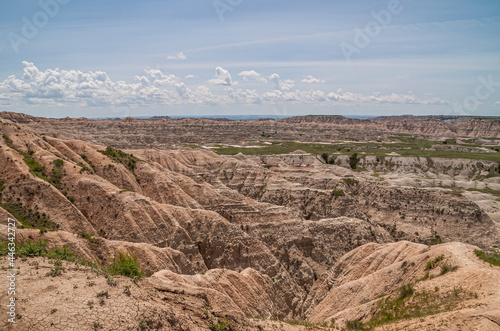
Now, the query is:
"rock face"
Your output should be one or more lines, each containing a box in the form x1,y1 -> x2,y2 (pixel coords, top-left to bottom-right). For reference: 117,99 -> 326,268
1,115 -> 500,330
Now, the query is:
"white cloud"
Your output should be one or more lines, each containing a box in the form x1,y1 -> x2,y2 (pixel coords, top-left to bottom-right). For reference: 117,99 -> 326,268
268,73 -> 295,91
226,88 -> 262,104
301,75 -> 325,84
0,62 -> 449,110
208,67 -> 234,86
238,70 -> 268,83
166,52 -> 187,60
185,75 -> 197,79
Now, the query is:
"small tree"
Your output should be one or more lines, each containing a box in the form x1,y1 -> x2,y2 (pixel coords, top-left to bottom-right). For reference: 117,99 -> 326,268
321,153 -> 329,163
349,153 -> 360,169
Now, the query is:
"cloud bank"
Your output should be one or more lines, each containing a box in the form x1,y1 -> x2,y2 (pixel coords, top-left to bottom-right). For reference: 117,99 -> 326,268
0,62 -> 449,109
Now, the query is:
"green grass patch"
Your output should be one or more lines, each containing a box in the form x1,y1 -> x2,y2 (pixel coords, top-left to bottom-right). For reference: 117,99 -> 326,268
474,249 -> 500,266
466,187 -> 500,198
0,239 -> 74,260
22,150 -> 50,182
0,239 -> 145,279
107,251 -> 145,279
213,140 -> 500,162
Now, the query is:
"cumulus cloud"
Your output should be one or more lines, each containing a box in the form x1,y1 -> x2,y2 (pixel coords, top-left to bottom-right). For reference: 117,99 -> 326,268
302,75 -> 326,84
166,52 -> 187,60
238,70 -> 268,83
208,67 -> 234,86
0,62 -> 449,109
226,88 -> 262,104
268,73 -> 295,91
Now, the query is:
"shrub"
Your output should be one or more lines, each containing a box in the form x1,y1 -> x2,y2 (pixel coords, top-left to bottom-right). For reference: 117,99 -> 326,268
332,189 -> 344,199
426,254 -> 444,270
349,153 -> 360,170
96,290 -> 109,298
18,239 -> 47,257
346,319 -> 365,330
107,251 -> 145,279
76,162 -> 92,173
399,283 -> 414,299
429,234 -> 443,245
46,246 -> 76,261
439,264 -> 458,275
343,178 -> 359,186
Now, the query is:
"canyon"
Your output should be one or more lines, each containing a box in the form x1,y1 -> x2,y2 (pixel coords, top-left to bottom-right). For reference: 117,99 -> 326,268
0,112 -> 499,330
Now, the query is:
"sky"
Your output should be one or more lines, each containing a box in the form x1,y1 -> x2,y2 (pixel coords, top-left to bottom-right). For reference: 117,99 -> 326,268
0,0 -> 499,118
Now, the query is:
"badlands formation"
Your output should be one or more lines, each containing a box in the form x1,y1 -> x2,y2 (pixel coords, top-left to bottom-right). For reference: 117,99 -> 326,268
0,112 -> 499,330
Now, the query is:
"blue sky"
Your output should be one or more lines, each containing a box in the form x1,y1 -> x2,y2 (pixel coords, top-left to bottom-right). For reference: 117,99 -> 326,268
0,0 -> 499,118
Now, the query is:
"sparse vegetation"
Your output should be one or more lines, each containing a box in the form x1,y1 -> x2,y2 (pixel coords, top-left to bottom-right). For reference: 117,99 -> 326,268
106,276 -> 117,286
426,254 -> 444,270
78,232 -> 99,249
79,153 -> 95,169
97,290 -> 109,299
45,260 -> 65,277
0,201 -> 59,230
23,150 -> 49,181
76,162 -> 93,174
428,234 -> 443,245
366,285 -> 476,329
98,147 -> 140,172
210,317 -> 232,331
346,319 -> 365,330
50,159 -> 65,187
440,264 -> 458,275
466,187 -> 500,198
